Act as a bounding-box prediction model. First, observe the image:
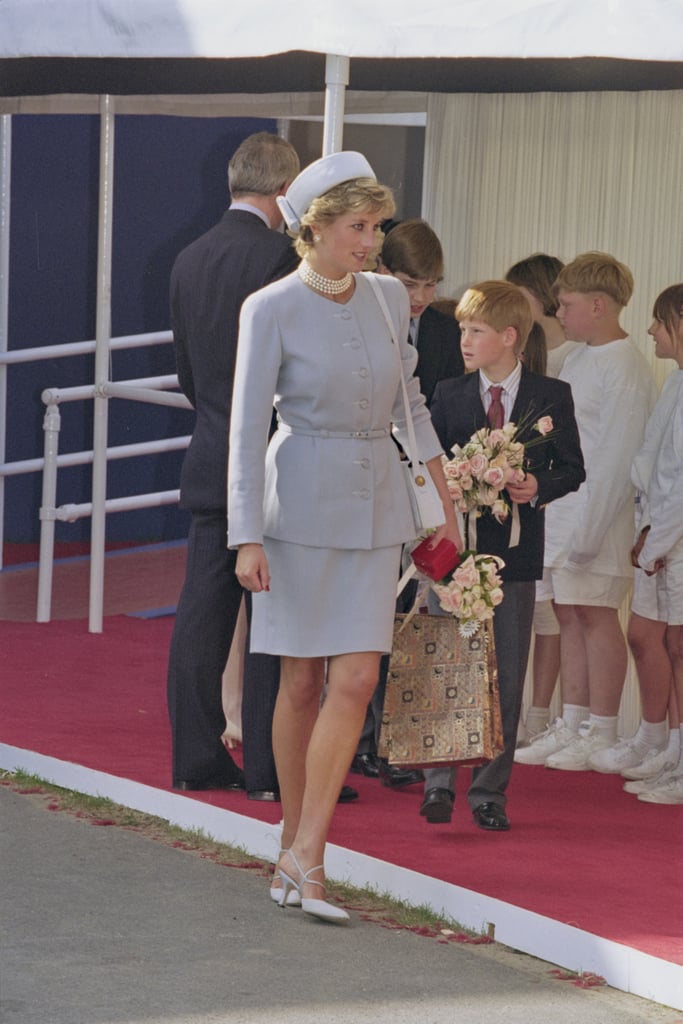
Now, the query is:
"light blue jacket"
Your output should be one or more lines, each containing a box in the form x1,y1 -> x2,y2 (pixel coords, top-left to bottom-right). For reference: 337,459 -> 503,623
228,271 -> 443,550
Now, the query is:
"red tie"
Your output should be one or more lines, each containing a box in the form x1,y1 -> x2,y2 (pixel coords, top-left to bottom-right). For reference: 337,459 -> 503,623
487,385 -> 504,429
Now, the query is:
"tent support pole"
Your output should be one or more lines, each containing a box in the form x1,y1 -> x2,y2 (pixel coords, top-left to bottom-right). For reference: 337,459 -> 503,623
89,94 -> 115,633
322,54 -> 349,155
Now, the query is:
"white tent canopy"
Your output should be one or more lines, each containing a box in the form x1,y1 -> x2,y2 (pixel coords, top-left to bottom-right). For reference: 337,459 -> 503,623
2,0 -> 682,62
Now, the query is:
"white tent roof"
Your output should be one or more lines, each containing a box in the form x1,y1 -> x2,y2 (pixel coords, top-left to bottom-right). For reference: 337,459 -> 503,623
2,0 -> 682,62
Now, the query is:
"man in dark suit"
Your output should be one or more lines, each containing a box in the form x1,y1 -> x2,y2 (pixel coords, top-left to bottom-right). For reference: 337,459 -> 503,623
352,220 -> 466,787
419,280 -> 585,830
167,133 -> 300,792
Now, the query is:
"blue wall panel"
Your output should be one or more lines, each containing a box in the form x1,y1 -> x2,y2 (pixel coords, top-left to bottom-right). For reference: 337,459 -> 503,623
5,113 -> 274,543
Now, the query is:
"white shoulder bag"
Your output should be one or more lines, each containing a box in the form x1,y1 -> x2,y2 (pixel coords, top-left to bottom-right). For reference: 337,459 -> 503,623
366,274 -> 445,535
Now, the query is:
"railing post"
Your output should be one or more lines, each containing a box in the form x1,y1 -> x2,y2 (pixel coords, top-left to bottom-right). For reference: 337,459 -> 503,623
36,402 -> 61,622
89,95 -> 115,633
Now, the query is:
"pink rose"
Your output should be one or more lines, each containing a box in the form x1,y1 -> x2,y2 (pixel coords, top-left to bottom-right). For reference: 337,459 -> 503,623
453,556 -> 479,589
535,416 -> 554,436
487,428 -> 507,447
483,466 -> 505,488
468,453 -> 489,478
434,584 -> 463,613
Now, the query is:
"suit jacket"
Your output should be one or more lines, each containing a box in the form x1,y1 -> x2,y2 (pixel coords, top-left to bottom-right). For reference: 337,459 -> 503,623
430,365 -> 585,581
171,209 -> 298,510
228,272 -> 444,551
414,305 -> 465,405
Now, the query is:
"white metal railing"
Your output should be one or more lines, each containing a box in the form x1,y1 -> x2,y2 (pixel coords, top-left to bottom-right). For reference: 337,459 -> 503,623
35,371 -> 191,624
0,346 -> 191,626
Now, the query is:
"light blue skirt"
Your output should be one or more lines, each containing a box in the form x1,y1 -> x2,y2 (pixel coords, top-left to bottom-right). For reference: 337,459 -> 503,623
250,538 -> 402,657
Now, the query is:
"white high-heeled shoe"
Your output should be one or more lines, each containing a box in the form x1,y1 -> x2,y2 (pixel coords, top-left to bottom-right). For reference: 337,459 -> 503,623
279,850 -> 350,924
270,849 -> 301,907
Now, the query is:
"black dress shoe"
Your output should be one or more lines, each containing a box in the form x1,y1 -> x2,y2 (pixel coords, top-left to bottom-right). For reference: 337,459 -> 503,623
351,753 -> 381,778
472,802 -> 510,831
174,768 -> 245,792
419,787 -> 454,824
247,789 -> 280,802
338,784 -> 359,802
378,758 -> 424,789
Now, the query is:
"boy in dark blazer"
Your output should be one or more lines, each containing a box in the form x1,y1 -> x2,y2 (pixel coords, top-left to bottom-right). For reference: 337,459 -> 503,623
420,280 -> 585,830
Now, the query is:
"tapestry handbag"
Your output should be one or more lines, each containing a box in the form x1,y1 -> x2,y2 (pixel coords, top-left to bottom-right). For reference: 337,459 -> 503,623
366,274 -> 445,534
378,616 -> 504,769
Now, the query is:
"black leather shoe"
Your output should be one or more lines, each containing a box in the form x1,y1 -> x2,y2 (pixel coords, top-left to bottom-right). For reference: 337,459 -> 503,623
174,768 -> 245,792
472,802 -> 510,831
339,784 -> 359,802
351,753 -> 381,778
247,789 -> 280,802
419,787 -> 454,824
378,758 -> 424,788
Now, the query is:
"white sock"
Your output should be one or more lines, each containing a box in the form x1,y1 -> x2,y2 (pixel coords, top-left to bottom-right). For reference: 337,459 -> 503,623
562,704 -> 590,732
636,719 -> 668,749
588,713 -> 618,743
525,707 -> 550,737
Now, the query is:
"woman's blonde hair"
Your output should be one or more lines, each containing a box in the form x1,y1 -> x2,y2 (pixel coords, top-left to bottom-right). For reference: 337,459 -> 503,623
293,177 -> 395,259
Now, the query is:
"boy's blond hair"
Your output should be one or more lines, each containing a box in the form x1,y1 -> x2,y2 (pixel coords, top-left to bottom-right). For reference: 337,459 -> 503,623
553,251 -> 634,308
455,280 -> 533,353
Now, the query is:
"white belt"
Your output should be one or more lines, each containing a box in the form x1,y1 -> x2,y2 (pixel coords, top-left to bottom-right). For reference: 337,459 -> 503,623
278,424 -> 390,440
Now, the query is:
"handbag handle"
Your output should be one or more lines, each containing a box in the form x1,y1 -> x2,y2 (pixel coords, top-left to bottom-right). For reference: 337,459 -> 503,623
365,273 -> 422,471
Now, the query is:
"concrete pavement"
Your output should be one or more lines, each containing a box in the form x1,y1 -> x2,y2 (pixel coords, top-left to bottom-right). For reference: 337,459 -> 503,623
1,784 -> 678,1024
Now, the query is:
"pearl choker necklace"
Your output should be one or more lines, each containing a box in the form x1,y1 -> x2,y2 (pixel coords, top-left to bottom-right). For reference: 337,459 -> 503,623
298,259 -> 353,295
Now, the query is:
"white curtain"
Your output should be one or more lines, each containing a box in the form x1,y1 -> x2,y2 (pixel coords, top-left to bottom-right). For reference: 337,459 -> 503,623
423,89 -> 683,387
422,89 -> 683,734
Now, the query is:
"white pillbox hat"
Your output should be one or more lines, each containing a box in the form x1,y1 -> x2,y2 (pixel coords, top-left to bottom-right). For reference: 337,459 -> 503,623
277,151 -> 376,231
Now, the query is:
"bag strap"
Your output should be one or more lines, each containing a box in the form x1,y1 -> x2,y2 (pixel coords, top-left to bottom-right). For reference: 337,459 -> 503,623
365,273 -> 421,470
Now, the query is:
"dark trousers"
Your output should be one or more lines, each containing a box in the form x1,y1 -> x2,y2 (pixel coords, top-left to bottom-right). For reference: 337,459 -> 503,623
167,511 -> 280,789
423,579 -> 536,810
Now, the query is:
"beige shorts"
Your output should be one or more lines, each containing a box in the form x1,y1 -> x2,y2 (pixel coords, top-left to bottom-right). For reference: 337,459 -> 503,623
631,569 -> 666,622
645,537 -> 683,626
547,567 -> 631,609
533,570 -> 560,636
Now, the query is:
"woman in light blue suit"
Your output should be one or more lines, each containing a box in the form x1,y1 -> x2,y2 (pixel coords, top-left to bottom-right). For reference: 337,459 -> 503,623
228,152 -> 462,923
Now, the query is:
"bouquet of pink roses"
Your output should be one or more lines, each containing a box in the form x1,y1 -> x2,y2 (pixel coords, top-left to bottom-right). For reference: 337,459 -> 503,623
431,550 -> 505,638
442,415 -> 554,524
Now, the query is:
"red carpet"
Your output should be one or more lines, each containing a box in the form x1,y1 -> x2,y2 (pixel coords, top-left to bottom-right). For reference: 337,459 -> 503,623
1,612 -> 681,970
0,542 -> 186,620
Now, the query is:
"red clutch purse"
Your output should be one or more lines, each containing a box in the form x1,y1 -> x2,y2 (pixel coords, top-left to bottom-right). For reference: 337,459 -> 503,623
411,537 -> 460,581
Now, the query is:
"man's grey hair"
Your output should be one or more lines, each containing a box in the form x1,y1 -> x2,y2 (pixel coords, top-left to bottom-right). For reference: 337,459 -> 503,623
228,132 -> 300,198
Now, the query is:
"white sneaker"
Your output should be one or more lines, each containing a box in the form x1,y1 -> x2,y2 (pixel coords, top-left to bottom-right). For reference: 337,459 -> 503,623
545,723 -> 613,771
587,738 -> 653,774
621,745 -> 679,781
638,771 -> 683,804
623,765 -> 678,795
513,718 -> 576,765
